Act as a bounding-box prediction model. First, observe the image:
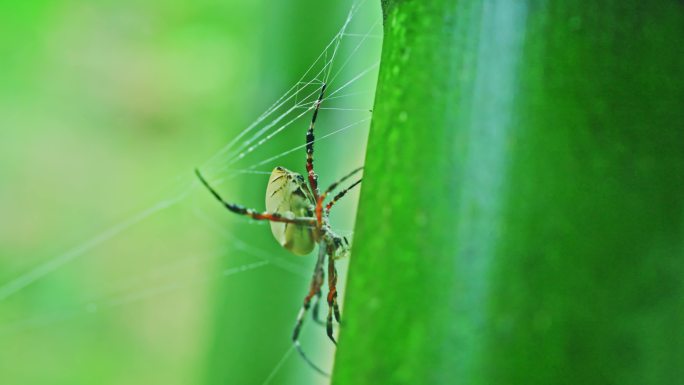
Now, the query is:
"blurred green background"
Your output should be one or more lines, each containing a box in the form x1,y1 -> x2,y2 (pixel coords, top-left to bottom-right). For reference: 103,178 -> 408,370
0,1 -> 381,384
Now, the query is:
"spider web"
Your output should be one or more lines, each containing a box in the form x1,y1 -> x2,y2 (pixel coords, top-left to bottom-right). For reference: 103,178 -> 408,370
0,1 -> 381,384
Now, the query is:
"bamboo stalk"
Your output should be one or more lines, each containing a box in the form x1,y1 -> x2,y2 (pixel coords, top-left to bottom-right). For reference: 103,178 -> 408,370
333,1 -> 684,384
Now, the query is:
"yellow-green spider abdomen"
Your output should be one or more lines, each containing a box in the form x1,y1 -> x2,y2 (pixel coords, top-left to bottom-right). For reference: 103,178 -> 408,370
265,167 -> 316,256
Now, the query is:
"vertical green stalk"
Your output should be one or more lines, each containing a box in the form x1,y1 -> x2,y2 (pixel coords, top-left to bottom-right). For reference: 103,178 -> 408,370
333,1 -> 684,384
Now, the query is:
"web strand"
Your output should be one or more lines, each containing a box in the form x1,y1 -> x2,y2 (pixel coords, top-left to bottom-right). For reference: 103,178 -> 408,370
0,1 -> 380,319
201,1 -> 363,172
0,195 -> 186,303
260,346 -> 295,385
0,260 -> 269,336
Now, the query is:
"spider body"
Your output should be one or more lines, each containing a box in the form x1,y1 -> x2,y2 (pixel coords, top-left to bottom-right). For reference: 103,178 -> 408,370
195,83 -> 362,376
265,167 -> 317,255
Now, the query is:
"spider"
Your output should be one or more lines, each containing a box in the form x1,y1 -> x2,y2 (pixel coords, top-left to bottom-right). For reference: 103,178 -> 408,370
195,83 -> 362,374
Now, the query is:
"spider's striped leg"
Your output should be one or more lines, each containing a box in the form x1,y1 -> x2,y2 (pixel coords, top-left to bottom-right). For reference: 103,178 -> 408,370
310,265 -> 325,325
293,243 -> 329,376
311,290 -> 324,325
195,169 -> 316,226
293,244 -> 326,340
325,243 -> 341,344
314,166 -> 363,222
323,178 -> 362,215
309,246 -> 326,325
305,83 -> 327,200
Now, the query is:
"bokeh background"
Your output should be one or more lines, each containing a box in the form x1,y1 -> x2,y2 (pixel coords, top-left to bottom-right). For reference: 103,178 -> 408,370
0,1 -> 381,384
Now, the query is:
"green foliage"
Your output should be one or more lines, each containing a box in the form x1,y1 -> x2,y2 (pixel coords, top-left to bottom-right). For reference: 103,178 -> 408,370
334,1 -> 684,384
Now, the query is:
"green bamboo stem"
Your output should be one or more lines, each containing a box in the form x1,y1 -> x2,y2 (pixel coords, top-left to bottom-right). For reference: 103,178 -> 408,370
333,1 -> 684,384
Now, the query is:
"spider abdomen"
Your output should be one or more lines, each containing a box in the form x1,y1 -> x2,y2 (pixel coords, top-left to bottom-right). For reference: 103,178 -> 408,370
266,167 -> 316,256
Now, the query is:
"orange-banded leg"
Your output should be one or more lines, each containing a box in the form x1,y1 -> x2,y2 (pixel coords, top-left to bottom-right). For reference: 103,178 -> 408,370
292,242 -> 328,376
196,169 -> 316,226
325,243 -> 342,344
325,179 -> 362,215
310,261 -> 325,325
315,166 -> 363,223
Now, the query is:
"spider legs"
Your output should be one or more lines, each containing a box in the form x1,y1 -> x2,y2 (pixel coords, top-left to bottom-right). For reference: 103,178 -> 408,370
292,245 -> 325,341
326,243 -> 341,344
293,243 -> 330,376
308,248 -> 340,329
315,166 -> 364,223
310,251 -> 326,326
292,239 -> 342,375
311,290 -> 325,325
325,179 -> 362,213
